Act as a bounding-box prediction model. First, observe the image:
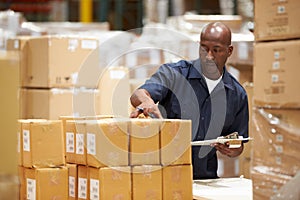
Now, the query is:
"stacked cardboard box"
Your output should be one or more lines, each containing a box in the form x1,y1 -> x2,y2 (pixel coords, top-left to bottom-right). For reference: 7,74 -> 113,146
61,118 -> 193,199
6,35 -> 132,119
252,0 -> 300,198
18,119 -> 68,199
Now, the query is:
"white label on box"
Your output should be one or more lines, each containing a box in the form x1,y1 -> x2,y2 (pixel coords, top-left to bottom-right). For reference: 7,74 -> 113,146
276,134 -> 283,142
271,74 -> 279,83
275,145 -> 283,153
17,131 -> 20,153
69,176 -> 76,197
277,6 -> 285,14
275,156 -> 282,165
76,133 -> 84,155
110,70 -> 125,79
14,40 -> 19,49
66,132 -> 75,153
90,179 -> 100,200
68,39 -> 79,51
272,61 -> 280,70
237,42 -> 248,60
23,129 -> 30,152
87,133 -> 96,155
274,51 -> 280,59
78,178 -> 87,199
27,178 -> 36,200
81,40 -> 98,49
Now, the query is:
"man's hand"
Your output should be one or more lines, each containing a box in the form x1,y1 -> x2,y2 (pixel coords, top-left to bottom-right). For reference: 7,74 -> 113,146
212,142 -> 244,158
130,104 -> 163,118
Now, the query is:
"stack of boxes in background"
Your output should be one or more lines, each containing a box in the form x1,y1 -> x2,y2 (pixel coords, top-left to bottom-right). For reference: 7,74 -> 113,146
252,0 -> 300,198
18,117 -> 193,199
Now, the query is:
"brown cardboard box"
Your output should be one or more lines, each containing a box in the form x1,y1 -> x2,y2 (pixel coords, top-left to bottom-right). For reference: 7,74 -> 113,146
162,165 -> 193,200
98,67 -> 131,117
88,167 -> 101,200
20,88 -> 101,120
251,165 -> 293,199
0,51 -> 20,175
24,167 -> 68,199
19,166 -> 25,200
74,121 -> 87,165
17,122 -> 22,166
10,36 -> 100,88
78,165 -> 89,200
62,118 -> 85,164
252,108 -> 300,176
100,167 -> 131,200
86,118 -> 129,168
160,119 -> 191,166
130,119 -> 161,165
67,164 -> 78,200
253,40 -> 300,108
6,37 -> 30,87
227,33 -> 254,66
21,120 -> 65,168
254,0 -> 300,41
132,165 -> 162,200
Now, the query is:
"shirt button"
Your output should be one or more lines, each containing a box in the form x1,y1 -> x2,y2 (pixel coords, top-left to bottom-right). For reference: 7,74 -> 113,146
201,117 -> 204,120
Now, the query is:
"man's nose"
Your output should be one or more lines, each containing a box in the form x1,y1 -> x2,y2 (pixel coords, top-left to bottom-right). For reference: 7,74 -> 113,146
206,50 -> 214,60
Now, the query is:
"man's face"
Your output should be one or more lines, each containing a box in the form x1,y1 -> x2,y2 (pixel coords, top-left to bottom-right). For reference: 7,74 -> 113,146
199,31 -> 232,80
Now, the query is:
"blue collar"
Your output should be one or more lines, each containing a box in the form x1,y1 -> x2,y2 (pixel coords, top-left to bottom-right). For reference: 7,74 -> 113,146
188,59 -> 235,91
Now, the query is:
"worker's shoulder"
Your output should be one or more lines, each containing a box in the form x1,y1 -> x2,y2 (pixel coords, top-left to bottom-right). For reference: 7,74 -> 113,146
164,59 -> 193,69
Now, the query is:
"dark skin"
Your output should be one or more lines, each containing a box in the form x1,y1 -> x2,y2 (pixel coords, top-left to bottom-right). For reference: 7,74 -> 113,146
130,22 -> 243,158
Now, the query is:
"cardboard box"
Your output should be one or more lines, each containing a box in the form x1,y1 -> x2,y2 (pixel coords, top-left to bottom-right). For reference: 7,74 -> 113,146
132,165 -> 162,200
130,119 -> 161,165
253,40 -> 300,108
21,120 -> 65,168
67,164 -> 78,200
86,118 -> 129,168
88,167 -> 101,200
0,51 -> 20,174
9,36 -> 100,88
6,36 -> 30,87
24,167 -> 68,199
162,165 -> 193,200
252,108 -> 300,176
98,67 -> 131,117
254,0 -> 300,41
19,166 -> 25,200
100,167 -> 131,200
74,121 -> 87,165
20,88 -> 101,120
78,165 -> 89,200
251,165 -> 293,199
227,33 -> 254,66
160,119 -> 192,166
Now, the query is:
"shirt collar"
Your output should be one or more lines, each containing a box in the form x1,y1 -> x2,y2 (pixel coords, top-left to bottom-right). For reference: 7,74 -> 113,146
189,59 -> 235,91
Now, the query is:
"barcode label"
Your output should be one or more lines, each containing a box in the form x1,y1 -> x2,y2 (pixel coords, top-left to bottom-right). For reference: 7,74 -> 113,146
66,132 -> 75,153
78,178 -> 87,199
90,179 -> 99,200
76,133 -> 84,155
27,178 -> 36,200
23,130 -> 30,152
87,133 -> 96,155
69,176 -> 75,197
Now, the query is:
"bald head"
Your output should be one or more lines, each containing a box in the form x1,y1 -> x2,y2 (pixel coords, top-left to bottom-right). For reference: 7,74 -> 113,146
201,22 -> 232,46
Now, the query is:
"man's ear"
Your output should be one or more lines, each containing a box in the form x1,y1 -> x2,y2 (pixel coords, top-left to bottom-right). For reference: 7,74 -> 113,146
228,45 -> 233,57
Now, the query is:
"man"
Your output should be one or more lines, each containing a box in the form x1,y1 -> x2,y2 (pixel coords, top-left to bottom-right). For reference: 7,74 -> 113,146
130,22 -> 249,179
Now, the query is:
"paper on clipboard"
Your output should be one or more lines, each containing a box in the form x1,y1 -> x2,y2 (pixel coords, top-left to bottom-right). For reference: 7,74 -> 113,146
191,134 -> 252,148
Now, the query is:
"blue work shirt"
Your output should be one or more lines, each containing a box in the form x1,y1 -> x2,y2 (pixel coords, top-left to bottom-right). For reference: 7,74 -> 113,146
140,59 -> 249,179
